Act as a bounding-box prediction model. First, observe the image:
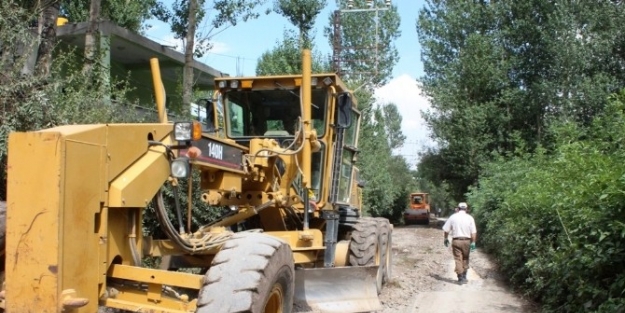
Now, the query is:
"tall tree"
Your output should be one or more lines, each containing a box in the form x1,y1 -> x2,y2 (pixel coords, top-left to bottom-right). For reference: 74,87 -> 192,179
381,103 -> 405,150
256,29 -> 330,75
14,0 -> 60,76
318,1 -> 403,217
357,102 -> 396,217
35,1 -> 60,77
61,0 -> 166,33
273,0 -> 326,48
182,0 -> 198,112
416,0 -> 625,200
82,0 -> 101,74
326,0 -> 400,86
164,0 -> 269,113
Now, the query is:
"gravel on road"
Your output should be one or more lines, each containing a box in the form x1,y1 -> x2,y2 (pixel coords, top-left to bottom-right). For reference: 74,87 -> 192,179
378,221 -> 537,313
295,218 -> 538,313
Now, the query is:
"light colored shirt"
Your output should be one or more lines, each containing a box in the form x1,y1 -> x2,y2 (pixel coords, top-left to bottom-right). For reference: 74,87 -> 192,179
442,210 -> 477,239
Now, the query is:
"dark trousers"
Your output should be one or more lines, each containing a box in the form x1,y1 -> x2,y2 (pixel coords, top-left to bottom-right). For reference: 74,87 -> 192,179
452,239 -> 470,274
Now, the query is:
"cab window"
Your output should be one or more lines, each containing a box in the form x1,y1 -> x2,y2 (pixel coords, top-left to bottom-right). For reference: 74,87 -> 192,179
222,88 -> 328,138
413,196 -> 423,204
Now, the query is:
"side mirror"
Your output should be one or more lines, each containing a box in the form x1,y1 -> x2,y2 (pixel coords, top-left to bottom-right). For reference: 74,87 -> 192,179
198,98 -> 216,131
336,92 -> 352,129
357,180 -> 366,188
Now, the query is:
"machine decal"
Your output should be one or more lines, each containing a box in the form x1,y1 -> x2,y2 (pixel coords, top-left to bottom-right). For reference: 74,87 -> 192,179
181,137 -> 244,170
207,141 -> 223,160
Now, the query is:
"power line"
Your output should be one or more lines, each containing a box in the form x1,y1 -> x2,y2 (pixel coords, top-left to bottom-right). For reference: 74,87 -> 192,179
143,34 -> 257,61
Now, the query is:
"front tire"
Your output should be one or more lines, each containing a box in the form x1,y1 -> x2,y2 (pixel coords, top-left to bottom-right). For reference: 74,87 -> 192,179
362,217 -> 392,284
349,219 -> 383,293
374,218 -> 392,284
196,232 -> 294,313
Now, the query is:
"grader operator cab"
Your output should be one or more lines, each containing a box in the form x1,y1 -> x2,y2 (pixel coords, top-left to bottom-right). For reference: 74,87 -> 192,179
2,50 -> 391,313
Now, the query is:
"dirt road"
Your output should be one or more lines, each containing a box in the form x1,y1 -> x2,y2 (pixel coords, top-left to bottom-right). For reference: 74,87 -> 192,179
293,218 -> 537,313
377,220 -> 537,313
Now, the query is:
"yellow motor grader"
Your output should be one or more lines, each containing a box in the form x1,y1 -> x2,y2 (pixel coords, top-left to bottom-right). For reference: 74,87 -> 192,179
2,50 -> 391,313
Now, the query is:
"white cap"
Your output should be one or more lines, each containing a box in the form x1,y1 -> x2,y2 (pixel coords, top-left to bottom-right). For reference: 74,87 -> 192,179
458,202 -> 468,209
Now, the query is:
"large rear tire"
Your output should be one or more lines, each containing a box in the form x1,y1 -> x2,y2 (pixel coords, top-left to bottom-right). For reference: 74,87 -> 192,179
349,219 -> 383,293
196,232 -> 294,313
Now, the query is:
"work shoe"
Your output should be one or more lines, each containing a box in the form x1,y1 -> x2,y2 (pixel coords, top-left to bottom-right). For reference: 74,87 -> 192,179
457,274 -> 467,284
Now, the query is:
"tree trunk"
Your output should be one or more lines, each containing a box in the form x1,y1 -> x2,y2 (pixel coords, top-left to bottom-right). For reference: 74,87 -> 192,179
20,0 -> 43,76
182,0 -> 198,116
35,0 -> 60,78
83,0 -> 102,75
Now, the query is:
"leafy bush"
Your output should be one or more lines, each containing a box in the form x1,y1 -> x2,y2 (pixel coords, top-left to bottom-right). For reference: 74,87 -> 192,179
468,90 -> 625,312
0,2 -> 149,200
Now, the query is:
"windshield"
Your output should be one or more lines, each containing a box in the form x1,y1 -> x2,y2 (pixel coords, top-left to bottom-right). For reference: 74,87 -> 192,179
413,196 -> 423,204
223,88 -> 328,138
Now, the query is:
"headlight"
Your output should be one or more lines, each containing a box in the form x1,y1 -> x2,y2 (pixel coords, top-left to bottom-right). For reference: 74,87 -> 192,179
174,122 -> 192,141
174,121 -> 202,141
229,80 -> 239,89
171,157 -> 190,178
218,81 -> 227,88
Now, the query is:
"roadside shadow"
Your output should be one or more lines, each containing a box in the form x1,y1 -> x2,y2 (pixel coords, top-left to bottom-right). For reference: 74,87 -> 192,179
429,273 -> 459,285
494,303 -> 532,313
293,302 -> 314,313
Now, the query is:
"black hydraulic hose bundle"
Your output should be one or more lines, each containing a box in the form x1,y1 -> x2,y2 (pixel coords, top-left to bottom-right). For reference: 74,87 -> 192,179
146,140 -> 192,246
148,139 -> 262,255
153,190 -> 204,254
171,184 -> 186,235
153,189 -> 263,255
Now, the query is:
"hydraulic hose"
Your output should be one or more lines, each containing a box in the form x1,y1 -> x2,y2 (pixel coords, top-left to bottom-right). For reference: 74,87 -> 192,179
129,209 -> 142,266
153,190 -> 263,254
303,188 -> 310,230
154,190 -> 213,254
172,184 -> 186,235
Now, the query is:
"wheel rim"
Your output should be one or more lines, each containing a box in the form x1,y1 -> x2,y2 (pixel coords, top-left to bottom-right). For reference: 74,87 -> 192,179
264,283 -> 284,313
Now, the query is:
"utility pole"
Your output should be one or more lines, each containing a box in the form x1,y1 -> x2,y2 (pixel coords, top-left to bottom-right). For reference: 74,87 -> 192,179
332,11 -> 342,76
332,0 -> 391,79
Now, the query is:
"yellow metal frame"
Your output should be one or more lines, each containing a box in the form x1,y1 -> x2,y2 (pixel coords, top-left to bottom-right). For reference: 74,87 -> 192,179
4,51 -> 368,313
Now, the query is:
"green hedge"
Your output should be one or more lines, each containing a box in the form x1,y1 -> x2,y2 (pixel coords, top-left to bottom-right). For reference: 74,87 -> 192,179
468,91 -> 625,313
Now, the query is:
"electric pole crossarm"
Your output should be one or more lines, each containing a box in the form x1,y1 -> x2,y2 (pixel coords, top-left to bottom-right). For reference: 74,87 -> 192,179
339,8 -> 387,13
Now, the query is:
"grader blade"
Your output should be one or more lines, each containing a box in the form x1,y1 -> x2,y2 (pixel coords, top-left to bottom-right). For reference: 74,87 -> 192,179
294,266 -> 381,313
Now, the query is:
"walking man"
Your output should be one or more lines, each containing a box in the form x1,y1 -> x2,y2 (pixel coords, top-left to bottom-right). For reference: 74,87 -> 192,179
442,202 -> 477,284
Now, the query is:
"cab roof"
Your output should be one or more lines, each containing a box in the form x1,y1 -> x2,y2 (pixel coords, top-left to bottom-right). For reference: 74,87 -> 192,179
214,73 -> 351,94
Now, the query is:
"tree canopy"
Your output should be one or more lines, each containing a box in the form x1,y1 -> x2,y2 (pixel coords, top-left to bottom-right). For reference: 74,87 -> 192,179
416,0 -> 625,199
273,0 -> 326,48
61,0 -> 164,32
326,0 -> 401,86
256,29 -> 331,75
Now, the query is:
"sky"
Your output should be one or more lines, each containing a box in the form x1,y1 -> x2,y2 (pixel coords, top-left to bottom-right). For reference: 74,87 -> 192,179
145,0 -> 431,167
